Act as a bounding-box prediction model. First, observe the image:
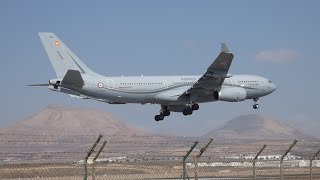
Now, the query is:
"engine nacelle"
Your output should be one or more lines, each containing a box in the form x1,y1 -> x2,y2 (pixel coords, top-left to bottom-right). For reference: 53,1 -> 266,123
214,87 -> 247,102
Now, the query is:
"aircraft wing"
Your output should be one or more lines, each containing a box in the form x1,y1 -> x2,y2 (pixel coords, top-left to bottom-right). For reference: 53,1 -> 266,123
185,43 -> 234,95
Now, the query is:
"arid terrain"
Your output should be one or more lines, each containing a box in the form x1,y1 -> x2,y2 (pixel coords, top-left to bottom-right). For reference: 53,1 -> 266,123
0,105 -> 318,164
0,105 -> 320,180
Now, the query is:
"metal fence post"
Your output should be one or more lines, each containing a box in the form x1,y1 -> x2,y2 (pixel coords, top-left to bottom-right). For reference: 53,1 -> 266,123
194,138 -> 213,180
83,134 -> 102,180
182,141 -> 198,180
92,140 -> 107,180
280,139 -> 297,180
310,149 -> 320,180
253,144 -> 266,180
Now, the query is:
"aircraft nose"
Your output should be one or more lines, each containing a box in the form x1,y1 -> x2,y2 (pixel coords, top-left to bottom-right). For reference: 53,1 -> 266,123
270,83 -> 277,92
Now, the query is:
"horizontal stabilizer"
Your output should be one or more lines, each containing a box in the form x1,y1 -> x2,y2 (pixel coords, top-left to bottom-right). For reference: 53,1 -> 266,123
62,70 -> 84,85
28,83 -> 49,87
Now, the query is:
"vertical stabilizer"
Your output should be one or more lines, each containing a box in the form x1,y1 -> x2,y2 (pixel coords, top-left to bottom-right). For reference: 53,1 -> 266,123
38,32 -> 98,78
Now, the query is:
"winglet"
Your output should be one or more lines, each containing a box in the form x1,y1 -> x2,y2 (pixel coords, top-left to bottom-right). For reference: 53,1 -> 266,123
221,42 -> 230,53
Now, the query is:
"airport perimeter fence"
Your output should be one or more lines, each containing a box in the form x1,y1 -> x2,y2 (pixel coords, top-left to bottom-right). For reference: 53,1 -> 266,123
0,133 -> 320,180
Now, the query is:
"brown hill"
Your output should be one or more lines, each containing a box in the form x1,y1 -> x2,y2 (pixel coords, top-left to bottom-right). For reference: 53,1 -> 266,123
0,105 -> 165,163
0,104 -> 147,136
202,114 -> 316,141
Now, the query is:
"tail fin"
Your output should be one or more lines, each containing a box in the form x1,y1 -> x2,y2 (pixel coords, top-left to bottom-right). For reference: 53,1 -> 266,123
38,32 -> 98,78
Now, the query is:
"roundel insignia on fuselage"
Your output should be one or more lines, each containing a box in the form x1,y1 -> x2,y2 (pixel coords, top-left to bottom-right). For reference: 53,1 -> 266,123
98,82 -> 104,88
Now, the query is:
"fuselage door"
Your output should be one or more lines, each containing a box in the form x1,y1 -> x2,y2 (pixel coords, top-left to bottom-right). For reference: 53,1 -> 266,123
162,80 -> 172,88
107,79 -> 114,89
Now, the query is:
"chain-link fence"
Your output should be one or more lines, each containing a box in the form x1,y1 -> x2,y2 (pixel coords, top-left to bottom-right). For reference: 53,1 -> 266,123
0,133 -> 320,179
1,159 -> 319,179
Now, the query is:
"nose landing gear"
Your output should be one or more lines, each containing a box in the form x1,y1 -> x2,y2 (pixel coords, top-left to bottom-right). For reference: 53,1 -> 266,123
253,104 -> 259,109
253,98 -> 259,109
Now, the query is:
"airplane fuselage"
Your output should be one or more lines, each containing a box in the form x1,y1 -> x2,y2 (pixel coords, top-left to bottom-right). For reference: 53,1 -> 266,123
53,74 -> 276,109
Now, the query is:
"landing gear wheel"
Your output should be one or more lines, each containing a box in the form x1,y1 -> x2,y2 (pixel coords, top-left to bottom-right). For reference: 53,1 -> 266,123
192,104 -> 199,111
252,98 -> 260,110
183,108 -> 193,116
183,110 -> 189,116
155,115 -> 160,121
155,115 -> 165,121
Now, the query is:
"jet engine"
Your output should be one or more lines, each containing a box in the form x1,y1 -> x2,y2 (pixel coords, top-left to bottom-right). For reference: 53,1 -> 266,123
214,87 -> 246,102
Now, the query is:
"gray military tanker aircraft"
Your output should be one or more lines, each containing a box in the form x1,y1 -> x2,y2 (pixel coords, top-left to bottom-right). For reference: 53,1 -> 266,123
30,33 -> 276,121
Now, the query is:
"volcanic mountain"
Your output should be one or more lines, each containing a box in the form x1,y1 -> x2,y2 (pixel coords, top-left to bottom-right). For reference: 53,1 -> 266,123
202,114 -> 316,141
0,107 -> 317,163
0,104 -> 147,136
0,105 -> 157,163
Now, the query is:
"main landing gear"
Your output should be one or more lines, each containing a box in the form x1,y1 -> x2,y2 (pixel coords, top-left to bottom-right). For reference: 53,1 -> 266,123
253,98 -> 259,109
154,104 -> 200,121
154,106 -> 170,121
182,103 -> 199,116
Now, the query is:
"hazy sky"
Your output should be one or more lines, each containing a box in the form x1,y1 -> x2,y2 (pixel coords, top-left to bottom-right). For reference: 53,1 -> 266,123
0,0 -> 319,137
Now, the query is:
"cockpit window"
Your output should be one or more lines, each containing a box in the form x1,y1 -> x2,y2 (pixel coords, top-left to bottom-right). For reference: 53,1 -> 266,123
268,80 -> 272,83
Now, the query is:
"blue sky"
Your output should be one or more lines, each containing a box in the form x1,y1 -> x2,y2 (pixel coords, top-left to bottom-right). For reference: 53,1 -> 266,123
0,0 -> 319,137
